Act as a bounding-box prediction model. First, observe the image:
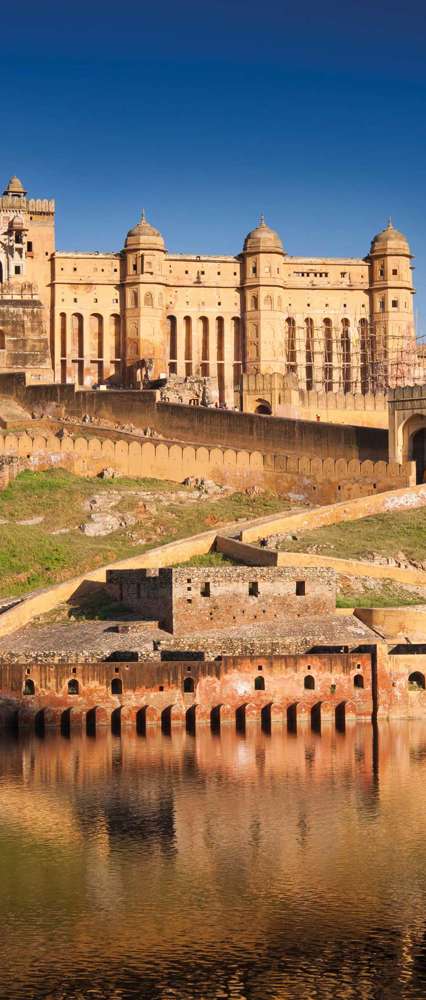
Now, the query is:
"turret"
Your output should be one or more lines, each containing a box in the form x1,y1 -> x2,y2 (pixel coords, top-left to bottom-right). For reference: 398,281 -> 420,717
122,210 -> 167,382
368,220 -> 415,387
241,215 -> 286,374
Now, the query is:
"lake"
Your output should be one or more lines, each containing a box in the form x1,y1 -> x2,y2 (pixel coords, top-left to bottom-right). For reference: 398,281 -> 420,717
1,722 -> 426,999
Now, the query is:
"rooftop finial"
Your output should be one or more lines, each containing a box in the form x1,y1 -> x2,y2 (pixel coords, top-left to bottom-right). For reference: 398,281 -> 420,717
387,216 -> 393,228
259,212 -> 266,226
141,208 -> 146,222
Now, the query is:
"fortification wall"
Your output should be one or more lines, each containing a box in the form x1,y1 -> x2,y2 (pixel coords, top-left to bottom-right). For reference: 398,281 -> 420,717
243,373 -> 389,428
240,481 -> 426,542
0,430 -> 411,504
0,374 -> 389,460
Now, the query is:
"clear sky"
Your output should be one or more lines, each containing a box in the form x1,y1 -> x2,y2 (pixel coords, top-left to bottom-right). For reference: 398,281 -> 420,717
2,0 -> 426,327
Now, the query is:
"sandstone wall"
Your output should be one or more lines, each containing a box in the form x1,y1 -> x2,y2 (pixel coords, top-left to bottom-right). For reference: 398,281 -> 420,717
0,374 -> 389,460
0,651 -> 374,730
106,565 -> 337,634
242,373 -> 388,428
0,430 -> 411,503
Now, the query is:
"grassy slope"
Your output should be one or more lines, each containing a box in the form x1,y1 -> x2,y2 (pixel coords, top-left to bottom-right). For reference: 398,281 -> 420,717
0,470 -> 290,598
277,508 -> 426,562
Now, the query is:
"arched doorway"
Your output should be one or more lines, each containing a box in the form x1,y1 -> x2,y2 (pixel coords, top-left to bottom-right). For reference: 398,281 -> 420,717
410,428 -> 426,484
255,398 -> 272,415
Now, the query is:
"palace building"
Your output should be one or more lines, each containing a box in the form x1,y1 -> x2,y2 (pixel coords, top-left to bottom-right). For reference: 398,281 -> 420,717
0,175 -> 417,406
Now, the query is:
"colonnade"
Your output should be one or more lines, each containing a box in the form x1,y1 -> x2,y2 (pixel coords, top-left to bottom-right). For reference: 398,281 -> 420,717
7,698 -> 361,737
56,311 -> 122,385
167,314 -> 242,404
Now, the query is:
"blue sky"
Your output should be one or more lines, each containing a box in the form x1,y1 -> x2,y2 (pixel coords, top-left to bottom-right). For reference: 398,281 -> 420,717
2,0 -> 426,326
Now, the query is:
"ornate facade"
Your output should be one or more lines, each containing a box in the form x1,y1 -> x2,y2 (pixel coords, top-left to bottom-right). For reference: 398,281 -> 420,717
0,176 -> 417,403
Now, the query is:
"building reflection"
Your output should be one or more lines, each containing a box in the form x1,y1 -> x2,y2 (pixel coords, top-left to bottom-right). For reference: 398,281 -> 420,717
0,723 -> 426,998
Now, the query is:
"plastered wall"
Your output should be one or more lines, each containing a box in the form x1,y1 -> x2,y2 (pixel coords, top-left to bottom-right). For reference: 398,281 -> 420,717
0,430 -> 412,503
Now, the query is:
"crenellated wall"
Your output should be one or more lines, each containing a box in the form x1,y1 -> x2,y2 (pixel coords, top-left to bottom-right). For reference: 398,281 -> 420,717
0,430 -> 412,503
242,372 -> 388,427
0,372 -> 393,458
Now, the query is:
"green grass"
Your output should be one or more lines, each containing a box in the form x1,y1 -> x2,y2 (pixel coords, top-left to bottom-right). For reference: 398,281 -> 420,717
0,470 -> 291,598
174,551 -> 235,568
336,583 -> 426,608
277,508 -> 426,563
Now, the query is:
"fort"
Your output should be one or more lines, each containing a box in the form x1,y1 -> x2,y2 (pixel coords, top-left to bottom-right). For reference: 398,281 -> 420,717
1,175 -> 426,737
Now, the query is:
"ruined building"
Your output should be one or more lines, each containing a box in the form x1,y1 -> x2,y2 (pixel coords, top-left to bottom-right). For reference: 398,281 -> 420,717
0,175 -> 417,401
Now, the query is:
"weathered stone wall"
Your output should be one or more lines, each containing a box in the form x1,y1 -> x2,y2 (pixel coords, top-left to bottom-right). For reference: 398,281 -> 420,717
0,286 -> 53,383
106,566 -> 337,634
0,430 -> 412,503
0,650 -> 374,730
242,373 -> 388,428
0,375 -> 389,460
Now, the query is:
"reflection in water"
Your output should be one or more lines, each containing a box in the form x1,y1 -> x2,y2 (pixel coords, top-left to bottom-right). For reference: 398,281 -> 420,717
1,723 -> 426,998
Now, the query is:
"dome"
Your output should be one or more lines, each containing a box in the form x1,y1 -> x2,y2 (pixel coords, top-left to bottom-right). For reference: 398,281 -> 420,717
243,214 -> 285,253
370,219 -> 410,254
9,215 -> 26,231
3,176 -> 26,196
125,209 -> 165,250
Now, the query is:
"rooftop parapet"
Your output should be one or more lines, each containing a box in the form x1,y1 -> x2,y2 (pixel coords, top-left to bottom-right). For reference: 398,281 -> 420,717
0,196 -> 55,214
0,281 -> 40,300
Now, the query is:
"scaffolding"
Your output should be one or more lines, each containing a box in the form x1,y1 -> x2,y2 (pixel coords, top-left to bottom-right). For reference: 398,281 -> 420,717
278,318 -> 426,395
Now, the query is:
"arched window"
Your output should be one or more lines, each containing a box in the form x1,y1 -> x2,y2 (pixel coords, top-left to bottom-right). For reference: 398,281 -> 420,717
71,313 -> 83,358
250,295 -> 258,310
68,678 -> 79,695
359,318 -> 369,394
111,677 -> 123,695
408,671 -> 425,690
341,319 -> 351,394
216,316 -> 224,361
323,318 -> 333,391
369,327 -> 378,391
233,317 -> 242,389
167,315 -> 177,374
183,676 -> 195,693
305,318 -> 314,391
184,316 -> 192,376
23,678 -> 35,696
264,295 -> 273,310
286,317 -> 296,374
89,313 -> 103,359
59,313 -> 66,357
131,289 -> 138,308
144,292 -> 153,308
304,675 -> 315,690
110,314 -> 121,361
200,316 -> 209,376
254,675 -> 265,691
255,398 -> 272,415
216,316 -> 224,403
354,674 -> 364,689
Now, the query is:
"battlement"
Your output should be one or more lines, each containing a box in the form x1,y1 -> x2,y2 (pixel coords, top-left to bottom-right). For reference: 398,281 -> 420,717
0,281 -> 40,301
0,196 -> 55,214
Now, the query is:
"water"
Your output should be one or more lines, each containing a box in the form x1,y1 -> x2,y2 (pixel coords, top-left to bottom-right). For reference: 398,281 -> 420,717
1,723 -> 426,1000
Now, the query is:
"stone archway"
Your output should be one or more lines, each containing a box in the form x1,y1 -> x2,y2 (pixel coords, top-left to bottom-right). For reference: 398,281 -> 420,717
396,413 -> 426,481
410,428 -> 426,484
255,398 -> 272,415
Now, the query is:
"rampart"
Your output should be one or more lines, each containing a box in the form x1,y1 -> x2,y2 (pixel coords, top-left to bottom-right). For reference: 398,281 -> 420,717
0,430 -> 412,503
242,373 -> 388,428
0,374 -> 389,460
